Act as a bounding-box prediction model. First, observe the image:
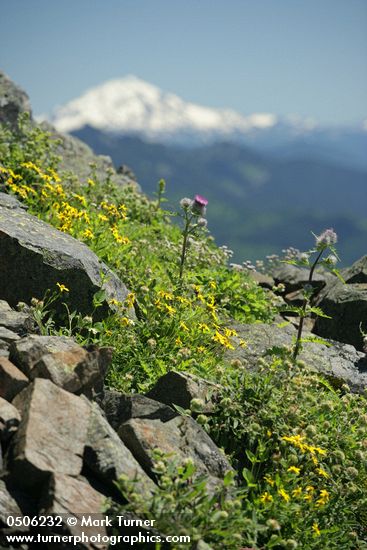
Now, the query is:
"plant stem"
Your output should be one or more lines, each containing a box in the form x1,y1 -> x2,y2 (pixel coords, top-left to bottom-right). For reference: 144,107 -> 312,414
293,249 -> 324,360
179,214 -> 192,280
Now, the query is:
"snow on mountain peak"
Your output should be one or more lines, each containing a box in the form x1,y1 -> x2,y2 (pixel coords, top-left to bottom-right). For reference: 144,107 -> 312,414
44,75 -> 280,140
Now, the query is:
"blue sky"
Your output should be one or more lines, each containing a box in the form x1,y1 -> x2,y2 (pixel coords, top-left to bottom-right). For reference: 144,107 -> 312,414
1,0 -> 366,125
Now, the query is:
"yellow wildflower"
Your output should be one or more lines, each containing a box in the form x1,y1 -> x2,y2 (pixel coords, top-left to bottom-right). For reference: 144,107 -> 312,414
287,466 -> 301,475
111,226 -> 129,244
312,523 -> 321,536
292,487 -> 302,497
98,214 -> 109,222
260,492 -> 273,503
82,228 -> 94,240
209,280 -> 217,289
158,290 -> 174,300
316,489 -> 330,507
175,336 -> 183,346
225,328 -> 238,337
73,193 -> 87,207
120,317 -> 132,327
56,283 -> 69,293
317,467 -> 329,479
126,293 -> 136,308
314,446 -> 327,457
180,321 -> 189,332
198,323 -> 210,333
154,299 -> 164,311
264,475 -> 275,486
176,296 -> 190,305
48,168 -> 61,182
197,346 -> 206,353
164,303 -> 176,316
21,161 -> 42,174
278,488 -> 290,502
109,298 -> 122,307
212,331 -> 234,350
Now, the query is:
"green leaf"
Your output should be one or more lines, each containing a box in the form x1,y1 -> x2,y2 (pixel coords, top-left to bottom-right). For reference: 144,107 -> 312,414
172,404 -> 192,417
242,467 -> 256,486
308,306 -> 331,319
93,288 -> 106,308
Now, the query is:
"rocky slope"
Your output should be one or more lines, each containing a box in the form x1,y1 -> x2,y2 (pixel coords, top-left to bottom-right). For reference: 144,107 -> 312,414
0,72 -> 366,549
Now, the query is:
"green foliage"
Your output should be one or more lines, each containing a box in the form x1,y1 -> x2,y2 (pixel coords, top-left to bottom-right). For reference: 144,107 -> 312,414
279,233 -> 342,359
114,452 -> 247,549
204,354 -> 367,548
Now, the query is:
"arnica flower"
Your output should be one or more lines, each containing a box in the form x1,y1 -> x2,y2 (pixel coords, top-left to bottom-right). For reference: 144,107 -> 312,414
56,282 -> 69,293
316,489 -> 330,507
260,491 -> 273,503
315,228 -> 338,250
191,194 -> 208,216
278,488 -> 291,502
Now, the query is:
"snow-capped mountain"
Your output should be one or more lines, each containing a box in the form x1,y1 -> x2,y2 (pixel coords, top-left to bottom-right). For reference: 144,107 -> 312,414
42,75 -> 367,169
42,75 -> 313,142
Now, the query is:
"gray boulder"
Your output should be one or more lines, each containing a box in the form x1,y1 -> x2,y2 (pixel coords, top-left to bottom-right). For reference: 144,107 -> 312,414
0,397 -> 21,442
10,379 -> 90,489
0,193 -> 27,211
102,390 -> 177,431
113,394 -> 232,487
9,378 -> 155,503
42,121 -> 139,190
0,327 -> 20,345
0,71 -> 31,130
146,370 -> 220,413
227,322 -> 367,393
0,480 -> 27,537
0,202 -> 131,318
0,300 -> 34,337
9,335 -> 111,396
272,264 -> 331,294
247,270 -> 274,289
0,357 -> 29,401
83,400 -> 155,498
313,256 -> 367,350
342,255 -> 367,284
39,473 -> 108,547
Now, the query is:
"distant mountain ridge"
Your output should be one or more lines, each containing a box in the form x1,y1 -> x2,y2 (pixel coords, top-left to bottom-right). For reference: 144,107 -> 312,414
72,125 -> 367,266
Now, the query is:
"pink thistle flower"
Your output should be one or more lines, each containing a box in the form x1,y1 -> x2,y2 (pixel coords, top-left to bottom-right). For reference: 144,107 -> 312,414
192,194 -> 208,216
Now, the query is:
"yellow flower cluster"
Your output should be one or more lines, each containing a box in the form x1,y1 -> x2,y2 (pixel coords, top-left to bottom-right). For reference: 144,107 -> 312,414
212,330 -> 235,350
281,434 -> 327,465
100,200 -> 127,220
111,225 -> 130,245
55,202 -> 90,233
